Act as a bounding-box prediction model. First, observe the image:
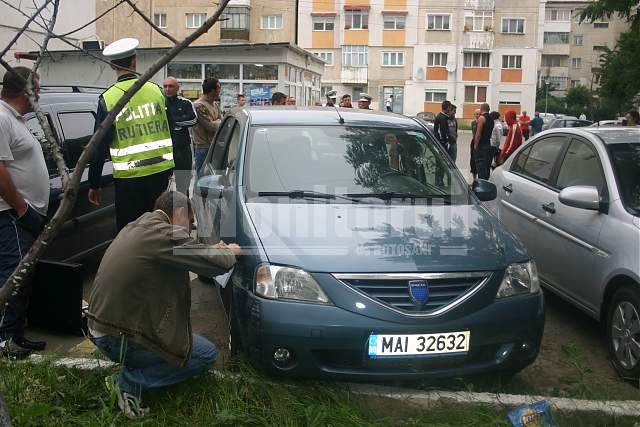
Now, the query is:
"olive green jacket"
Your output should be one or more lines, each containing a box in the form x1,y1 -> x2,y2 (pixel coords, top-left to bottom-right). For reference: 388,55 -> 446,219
87,210 -> 235,367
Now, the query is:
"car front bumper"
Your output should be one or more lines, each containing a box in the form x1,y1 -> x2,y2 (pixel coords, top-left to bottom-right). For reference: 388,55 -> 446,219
245,291 -> 544,380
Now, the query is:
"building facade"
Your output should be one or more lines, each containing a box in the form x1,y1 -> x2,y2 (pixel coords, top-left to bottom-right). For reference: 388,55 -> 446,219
540,0 -> 630,95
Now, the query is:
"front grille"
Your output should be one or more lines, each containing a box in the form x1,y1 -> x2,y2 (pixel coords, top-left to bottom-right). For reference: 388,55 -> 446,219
335,273 -> 490,315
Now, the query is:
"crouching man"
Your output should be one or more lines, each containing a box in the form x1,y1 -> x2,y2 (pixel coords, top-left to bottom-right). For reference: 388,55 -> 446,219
86,191 -> 240,419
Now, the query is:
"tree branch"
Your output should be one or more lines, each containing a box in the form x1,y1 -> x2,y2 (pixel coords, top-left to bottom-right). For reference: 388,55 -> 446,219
55,0 -> 127,39
125,0 -> 177,44
0,0 -> 233,309
0,0 -> 53,59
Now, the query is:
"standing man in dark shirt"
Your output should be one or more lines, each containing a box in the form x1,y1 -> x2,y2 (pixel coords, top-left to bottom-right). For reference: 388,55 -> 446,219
473,103 -> 495,181
88,38 -> 175,232
163,76 -> 196,196
433,100 -> 451,152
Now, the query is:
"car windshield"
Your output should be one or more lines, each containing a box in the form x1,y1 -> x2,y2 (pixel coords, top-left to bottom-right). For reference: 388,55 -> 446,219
608,143 -> 640,215
245,126 -> 470,204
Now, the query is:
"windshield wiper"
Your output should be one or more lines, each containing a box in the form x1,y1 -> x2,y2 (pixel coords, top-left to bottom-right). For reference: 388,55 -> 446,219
346,192 -> 450,202
257,190 -> 360,203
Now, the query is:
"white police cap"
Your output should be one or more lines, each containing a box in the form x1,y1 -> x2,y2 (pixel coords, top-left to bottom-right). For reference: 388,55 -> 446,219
103,38 -> 139,60
359,93 -> 372,102
326,90 -> 337,99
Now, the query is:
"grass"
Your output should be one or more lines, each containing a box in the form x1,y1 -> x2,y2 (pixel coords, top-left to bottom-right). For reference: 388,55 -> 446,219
0,356 -> 638,426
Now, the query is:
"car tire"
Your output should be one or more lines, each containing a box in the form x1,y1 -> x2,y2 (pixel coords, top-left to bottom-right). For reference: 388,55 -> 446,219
606,285 -> 640,379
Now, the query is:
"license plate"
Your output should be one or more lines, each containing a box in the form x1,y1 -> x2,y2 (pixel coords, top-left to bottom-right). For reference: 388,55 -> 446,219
368,331 -> 470,358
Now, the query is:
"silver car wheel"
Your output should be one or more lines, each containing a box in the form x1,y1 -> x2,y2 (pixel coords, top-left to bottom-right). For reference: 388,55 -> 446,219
611,301 -> 640,370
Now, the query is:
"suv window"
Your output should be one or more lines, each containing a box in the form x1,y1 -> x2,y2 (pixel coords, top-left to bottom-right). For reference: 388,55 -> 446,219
556,139 -> 606,193
511,145 -> 532,174
58,111 -> 95,168
517,136 -> 566,185
26,115 -> 57,176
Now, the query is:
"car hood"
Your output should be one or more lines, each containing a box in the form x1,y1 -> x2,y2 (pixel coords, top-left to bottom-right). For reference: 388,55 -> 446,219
246,202 -> 523,273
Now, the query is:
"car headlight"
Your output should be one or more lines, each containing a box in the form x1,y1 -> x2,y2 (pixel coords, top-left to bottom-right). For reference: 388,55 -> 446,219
255,264 -> 331,304
496,261 -> 540,298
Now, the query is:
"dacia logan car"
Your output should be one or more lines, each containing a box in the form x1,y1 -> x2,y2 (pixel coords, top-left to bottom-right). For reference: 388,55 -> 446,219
193,107 -> 544,380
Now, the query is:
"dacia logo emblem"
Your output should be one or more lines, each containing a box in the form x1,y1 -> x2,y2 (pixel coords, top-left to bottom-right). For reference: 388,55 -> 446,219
408,280 -> 429,308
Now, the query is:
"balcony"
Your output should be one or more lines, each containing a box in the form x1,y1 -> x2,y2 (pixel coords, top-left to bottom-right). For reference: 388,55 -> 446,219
340,67 -> 368,84
220,28 -> 250,41
463,31 -> 494,50
464,0 -> 495,10
542,43 -> 570,56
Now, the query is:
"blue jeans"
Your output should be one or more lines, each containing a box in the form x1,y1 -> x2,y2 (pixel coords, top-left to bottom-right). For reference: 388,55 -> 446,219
194,147 -> 209,175
92,334 -> 217,396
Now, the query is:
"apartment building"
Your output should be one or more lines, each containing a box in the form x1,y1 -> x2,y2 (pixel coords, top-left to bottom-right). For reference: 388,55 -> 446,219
540,0 -> 630,95
298,0 -> 418,113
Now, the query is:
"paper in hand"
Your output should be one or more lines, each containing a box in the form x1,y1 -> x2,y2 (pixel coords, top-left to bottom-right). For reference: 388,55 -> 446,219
215,267 -> 234,288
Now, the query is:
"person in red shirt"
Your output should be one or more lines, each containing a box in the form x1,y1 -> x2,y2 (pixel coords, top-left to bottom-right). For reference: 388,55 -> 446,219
519,110 -> 531,141
498,110 -> 523,165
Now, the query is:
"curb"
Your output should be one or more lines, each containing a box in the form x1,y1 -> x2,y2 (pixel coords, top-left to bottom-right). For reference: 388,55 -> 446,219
25,355 -> 640,418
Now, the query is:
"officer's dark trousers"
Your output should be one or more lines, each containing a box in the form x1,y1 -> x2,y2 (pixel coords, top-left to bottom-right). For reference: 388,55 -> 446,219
475,146 -> 493,180
114,169 -> 172,231
173,144 -> 193,196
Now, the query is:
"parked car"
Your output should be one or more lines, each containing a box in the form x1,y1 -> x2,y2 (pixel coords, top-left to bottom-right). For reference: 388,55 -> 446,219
25,87 -> 116,264
489,128 -> 640,379
543,117 -> 593,131
414,111 -> 435,131
590,119 -> 625,127
193,107 -> 544,379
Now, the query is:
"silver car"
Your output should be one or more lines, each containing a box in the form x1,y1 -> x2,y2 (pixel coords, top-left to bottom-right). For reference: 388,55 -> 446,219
489,128 -> 640,379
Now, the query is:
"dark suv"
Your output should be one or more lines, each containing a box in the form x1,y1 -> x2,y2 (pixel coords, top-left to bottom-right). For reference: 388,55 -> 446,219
25,87 -> 116,263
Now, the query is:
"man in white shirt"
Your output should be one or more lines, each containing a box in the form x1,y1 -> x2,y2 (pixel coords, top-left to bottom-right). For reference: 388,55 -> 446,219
0,67 -> 50,358
385,95 -> 393,112
579,113 -> 587,120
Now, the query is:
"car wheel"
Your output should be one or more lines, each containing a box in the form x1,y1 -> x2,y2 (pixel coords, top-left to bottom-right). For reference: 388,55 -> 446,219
606,286 -> 640,379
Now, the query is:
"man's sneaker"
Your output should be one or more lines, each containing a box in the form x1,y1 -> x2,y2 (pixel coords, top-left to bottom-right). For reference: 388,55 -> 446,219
0,338 -> 32,359
13,336 -> 46,351
104,376 -> 149,419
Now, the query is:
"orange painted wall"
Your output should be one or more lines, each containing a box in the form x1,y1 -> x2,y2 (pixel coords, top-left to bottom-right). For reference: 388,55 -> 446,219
345,0 -> 369,5
384,0 -> 406,7
383,30 -> 405,46
313,0 -> 335,12
344,29 -> 369,45
424,102 -> 441,114
463,104 -> 481,119
426,67 -> 448,81
501,69 -> 523,83
312,31 -> 334,48
462,68 -> 490,81
498,104 -> 522,116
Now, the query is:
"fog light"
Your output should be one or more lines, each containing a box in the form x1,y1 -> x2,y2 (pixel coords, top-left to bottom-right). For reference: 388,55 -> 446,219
520,341 -> 532,352
273,347 -> 292,367
495,344 -> 514,364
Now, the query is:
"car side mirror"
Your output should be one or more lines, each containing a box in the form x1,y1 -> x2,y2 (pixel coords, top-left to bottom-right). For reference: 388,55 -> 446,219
473,179 -> 497,202
559,185 -> 600,211
196,175 -> 225,199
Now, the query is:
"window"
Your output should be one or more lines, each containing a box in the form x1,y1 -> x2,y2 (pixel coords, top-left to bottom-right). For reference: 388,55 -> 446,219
243,64 -> 278,80
593,45 -> 608,51
571,80 -> 581,88
464,52 -> 490,68
186,13 -> 206,28
313,18 -> 334,31
204,64 -> 240,80
571,57 -> 582,69
544,32 -> 569,44
314,52 -> 334,66
556,140 -> 605,193
345,9 -> 368,30
425,91 -> 447,102
427,14 -> 450,31
541,55 -> 562,67
516,137 -> 567,184
574,35 -> 583,45
465,11 -> 493,32
464,86 -> 487,103
502,55 -> 522,69
382,51 -> 404,66
221,7 -> 248,29
166,63 -> 202,79
546,76 -> 569,90
261,15 -> 282,30
545,9 -> 571,22
342,45 -> 368,66
502,18 -> 524,34
58,112 -> 95,169
153,13 -> 167,29
383,15 -> 406,30
594,22 -> 609,29
427,52 -> 448,67
26,116 -> 57,175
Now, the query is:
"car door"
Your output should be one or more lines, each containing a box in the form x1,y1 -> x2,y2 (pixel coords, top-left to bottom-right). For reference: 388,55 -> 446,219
496,135 -> 569,286
540,137 -> 607,312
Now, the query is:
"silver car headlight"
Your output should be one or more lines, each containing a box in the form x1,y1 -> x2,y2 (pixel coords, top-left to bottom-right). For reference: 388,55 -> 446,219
496,261 -> 540,298
255,264 -> 331,304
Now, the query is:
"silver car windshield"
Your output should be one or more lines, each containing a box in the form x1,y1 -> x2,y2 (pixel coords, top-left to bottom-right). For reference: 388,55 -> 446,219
609,143 -> 640,215
244,126 -> 470,204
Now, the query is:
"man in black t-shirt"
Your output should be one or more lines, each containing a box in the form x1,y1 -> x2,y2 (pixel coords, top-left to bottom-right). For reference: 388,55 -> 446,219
473,103 -> 495,180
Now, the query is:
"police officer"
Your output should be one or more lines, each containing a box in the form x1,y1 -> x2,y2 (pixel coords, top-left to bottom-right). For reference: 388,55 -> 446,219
358,93 -> 373,110
88,38 -> 175,231
324,90 -> 337,107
